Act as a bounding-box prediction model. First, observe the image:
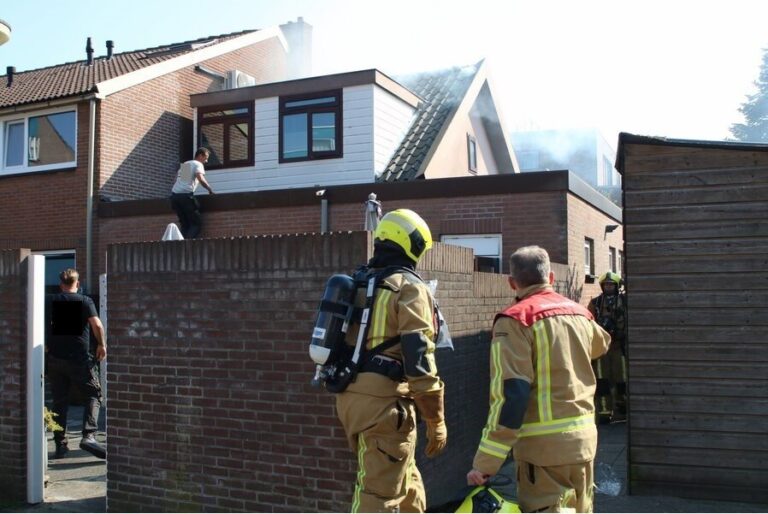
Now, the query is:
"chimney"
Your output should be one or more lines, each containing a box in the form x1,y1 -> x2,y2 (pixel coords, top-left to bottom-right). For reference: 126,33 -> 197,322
279,17 -> 313,80
106,40 -> 114,60
86,37 -> 93,65
6,66 -> 14,87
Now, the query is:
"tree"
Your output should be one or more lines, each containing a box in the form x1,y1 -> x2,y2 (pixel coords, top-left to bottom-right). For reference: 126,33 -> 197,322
731,48 -> 768,142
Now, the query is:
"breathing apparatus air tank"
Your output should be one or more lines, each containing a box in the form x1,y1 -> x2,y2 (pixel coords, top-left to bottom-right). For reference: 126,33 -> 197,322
309,274 -> 357,386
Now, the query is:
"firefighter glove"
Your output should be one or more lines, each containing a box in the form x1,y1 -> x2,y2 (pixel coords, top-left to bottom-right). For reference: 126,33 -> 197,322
414,386 -> 447,458
425,418 -> 447,457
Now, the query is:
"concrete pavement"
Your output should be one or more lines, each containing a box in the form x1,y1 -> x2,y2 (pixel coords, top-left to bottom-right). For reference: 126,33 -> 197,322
4,415 -> 768,512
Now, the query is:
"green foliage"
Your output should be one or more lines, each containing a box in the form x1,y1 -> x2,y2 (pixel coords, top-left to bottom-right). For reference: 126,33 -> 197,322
731,49 -> 768,142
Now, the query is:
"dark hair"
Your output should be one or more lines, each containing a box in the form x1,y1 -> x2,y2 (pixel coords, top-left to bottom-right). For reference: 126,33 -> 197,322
509,246 -> 550,288
195,147 -> 210,158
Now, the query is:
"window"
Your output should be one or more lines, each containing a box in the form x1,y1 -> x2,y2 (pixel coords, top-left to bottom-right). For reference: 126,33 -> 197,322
584,238 -> 595,277
34,251 -> 76,295
467,134 -> 478,173
618,250 -> 625,276
442,234 -> 502,273
1,110 -> 77,174
609,246 -> 617,272
279,90 -> 342,162
198,104 -> 253,169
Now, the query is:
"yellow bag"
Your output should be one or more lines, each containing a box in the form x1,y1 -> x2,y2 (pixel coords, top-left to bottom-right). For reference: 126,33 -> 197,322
455,486 -> 521,513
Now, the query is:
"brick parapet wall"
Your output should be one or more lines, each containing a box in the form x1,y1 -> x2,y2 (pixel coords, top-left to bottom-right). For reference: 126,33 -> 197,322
105,234 -> 511,512
0,249 -> 30,502
96,187 -> 572,283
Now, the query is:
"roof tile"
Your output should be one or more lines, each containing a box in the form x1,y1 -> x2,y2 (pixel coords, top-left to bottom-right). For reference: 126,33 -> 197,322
0,30 -> 256,108
379,62 -> 480,182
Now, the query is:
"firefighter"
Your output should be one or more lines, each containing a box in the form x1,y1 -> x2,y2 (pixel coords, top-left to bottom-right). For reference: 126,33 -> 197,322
588,271 -> 628,423
466,246 -> 610,513
335,209 -> 447,512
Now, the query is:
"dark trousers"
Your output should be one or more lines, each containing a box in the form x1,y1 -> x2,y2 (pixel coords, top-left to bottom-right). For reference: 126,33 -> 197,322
47,354 -> 102,444
170,193 -> 202,239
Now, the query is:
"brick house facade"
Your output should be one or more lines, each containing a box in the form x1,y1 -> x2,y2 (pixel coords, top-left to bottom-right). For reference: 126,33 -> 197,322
98,171 -> 623,304
0,23 -> 306,293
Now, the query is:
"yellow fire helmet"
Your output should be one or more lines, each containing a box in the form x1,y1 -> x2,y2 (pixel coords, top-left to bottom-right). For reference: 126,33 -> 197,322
599,271 -> 622,285
455,486 -> 521,513
374,209 -> 433,263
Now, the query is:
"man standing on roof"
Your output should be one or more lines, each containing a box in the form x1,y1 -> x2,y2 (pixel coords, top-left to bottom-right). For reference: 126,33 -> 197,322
170,147 -> 214,239
336,209 -> 447,512
467,246 -> 610,512
589,272 -> 628,423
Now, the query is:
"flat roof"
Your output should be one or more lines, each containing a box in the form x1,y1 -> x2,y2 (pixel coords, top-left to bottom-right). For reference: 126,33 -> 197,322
190,69 -> 422,109
616,132 -> 768,174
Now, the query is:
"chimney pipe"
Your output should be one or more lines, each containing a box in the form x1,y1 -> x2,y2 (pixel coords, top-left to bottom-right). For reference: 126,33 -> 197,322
86,37 -> 93,65
106,40 -> 114,60
6,66 -> 14,87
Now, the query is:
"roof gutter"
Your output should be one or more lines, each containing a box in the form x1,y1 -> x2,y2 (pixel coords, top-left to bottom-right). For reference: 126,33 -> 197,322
0,92 -> 99,116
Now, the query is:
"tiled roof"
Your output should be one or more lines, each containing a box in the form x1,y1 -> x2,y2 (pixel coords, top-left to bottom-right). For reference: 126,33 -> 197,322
0,30 -> 257,109
378,62 -> 481,182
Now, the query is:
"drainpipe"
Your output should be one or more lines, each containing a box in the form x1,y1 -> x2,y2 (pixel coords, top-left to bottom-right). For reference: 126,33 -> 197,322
86,99 -> 96,293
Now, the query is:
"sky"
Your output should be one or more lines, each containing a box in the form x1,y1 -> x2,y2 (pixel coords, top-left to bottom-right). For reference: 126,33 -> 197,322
1,0 -> 767,149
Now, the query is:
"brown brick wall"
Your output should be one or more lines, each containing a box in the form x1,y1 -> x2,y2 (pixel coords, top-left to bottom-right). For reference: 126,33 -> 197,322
566,195 -> 625,302
105,234 -> 511,512
98,36 -> 288,202
96,189 -> 573,290
0,249 -> 30,502
0,102 -> 90,264
0,37 -> 287,291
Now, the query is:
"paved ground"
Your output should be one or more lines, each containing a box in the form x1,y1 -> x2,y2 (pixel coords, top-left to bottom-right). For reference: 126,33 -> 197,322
4,415 -> 768,512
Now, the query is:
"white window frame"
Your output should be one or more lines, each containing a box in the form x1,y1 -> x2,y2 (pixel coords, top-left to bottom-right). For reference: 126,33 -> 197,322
609,246 -> 617,272
0,106 -> 78,176
441,234 -> 502,273
584,238 -> 594,277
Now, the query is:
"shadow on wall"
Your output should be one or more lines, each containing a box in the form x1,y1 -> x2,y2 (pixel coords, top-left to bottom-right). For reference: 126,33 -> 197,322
100,111 -> 192,202
418,332 -> 493,509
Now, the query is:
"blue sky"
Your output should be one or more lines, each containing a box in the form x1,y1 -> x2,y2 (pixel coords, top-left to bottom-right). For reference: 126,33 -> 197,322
2,0 -> 767,146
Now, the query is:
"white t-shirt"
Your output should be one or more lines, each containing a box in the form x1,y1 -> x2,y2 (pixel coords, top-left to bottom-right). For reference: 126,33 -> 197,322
171,159 -> 205,194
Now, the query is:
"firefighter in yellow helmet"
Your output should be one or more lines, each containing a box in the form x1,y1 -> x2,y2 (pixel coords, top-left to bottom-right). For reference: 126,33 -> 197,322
588,272 -> 628,423
466,246 -> 610,513
336,209 -> 447,512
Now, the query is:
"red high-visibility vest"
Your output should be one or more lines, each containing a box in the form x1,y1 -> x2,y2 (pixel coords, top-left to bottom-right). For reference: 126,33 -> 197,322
497,288 -> 593,327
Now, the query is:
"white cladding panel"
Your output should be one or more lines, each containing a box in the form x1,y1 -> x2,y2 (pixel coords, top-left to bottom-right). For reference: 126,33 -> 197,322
205,85 -> 378,193
373,87 -> 416,176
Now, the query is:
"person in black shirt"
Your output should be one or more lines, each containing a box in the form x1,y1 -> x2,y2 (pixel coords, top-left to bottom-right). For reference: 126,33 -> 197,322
46,268 -> 107,459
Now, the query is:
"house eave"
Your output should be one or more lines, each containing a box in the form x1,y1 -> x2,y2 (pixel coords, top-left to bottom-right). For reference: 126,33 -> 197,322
190,68 -> 421,108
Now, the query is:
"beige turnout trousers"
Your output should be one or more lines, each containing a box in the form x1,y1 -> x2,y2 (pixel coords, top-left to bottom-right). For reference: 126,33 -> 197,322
336,389 -> 425,513
516,460 -> 594,513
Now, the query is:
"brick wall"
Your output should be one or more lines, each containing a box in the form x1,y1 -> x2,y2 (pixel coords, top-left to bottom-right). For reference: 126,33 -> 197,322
0,249 -> 30,502
0,37 -> 287,293
105,234 -> 511,512
96,179 -> 578,294
566,194 -> 625,302
98,37 -> 288,202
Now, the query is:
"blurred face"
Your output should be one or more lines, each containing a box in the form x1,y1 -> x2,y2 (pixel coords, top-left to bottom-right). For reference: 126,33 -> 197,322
602,282 -> 617,294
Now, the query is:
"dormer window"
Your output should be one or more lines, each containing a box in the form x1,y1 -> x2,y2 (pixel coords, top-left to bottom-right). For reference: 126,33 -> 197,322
279,90 -> 342,162
198,103 -> 253,169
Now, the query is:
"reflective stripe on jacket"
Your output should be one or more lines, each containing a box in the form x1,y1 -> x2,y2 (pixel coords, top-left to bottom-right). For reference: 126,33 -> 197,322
345,271 -> 443,399
473,284 -> 611,475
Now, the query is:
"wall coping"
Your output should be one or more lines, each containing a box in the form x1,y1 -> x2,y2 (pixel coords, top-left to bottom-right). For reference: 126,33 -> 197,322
98,171 -> 622,222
